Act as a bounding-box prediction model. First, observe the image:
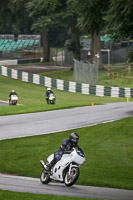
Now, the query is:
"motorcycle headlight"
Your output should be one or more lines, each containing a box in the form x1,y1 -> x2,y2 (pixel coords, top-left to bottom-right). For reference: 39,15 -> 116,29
77,151 -> 85,158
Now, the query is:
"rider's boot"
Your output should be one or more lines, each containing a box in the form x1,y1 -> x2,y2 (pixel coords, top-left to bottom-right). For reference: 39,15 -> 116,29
45,158 -> 56,171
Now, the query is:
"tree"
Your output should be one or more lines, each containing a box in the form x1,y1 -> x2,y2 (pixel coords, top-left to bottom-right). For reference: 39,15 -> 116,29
68,0 -> 109,69
26,0 -> 72,61
30,0 -> 82,61
106,0 -> 133,40
106,0 -> 133,63
38,0 -> 82,61
1,0 -> 81,61
0,0 -> 33,35
0,0 -> 12,33
64,2 -> 82,61
1,0 -> 63,61
26,0 -> 52,61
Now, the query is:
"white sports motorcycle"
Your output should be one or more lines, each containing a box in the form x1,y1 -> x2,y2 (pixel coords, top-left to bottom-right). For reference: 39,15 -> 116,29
47,93 -> 56,104
9,95 -> 18,105
40,148 -> 86,186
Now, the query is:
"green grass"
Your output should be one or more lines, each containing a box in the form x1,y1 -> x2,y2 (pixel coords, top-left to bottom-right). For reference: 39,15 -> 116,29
0,117 -> 133,190
0,75 -> 130,116
40,68 -> 73,81
0,67 -> 133,199
0,190 -> 107,200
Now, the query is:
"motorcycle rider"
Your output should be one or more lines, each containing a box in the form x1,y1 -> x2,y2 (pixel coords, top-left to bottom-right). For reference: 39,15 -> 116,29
44,132 -> 80,171
9,90 -> 18,104
45,88 -> 55,104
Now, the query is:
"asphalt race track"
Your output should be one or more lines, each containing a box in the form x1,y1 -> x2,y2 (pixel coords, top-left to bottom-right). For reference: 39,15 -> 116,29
0,102 -> 133,199
0,102 -> 133,140
0,100 -> 9,106
0,100 -> 22,107
6,64 -> 71,73
0,174 -> 133,199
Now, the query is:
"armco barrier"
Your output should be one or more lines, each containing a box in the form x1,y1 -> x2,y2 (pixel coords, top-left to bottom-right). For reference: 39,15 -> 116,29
0,58 -> 43,66
0,65 -> 133,98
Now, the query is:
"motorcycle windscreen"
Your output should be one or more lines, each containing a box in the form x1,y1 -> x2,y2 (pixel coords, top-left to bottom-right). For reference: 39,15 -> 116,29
11,95 -> 18,100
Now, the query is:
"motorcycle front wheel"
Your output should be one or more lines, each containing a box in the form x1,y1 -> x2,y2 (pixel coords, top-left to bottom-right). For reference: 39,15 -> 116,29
64,167 -> 79,186
40,170 -> 51,184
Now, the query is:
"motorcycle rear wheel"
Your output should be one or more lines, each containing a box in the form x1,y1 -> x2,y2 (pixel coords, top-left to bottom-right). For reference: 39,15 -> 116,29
40,170 -> 51,184
64,167 -> 79,186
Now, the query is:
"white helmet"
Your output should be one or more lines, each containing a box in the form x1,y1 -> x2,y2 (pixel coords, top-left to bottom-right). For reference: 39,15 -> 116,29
47,88 -> 51,91
12,90 -> 15,93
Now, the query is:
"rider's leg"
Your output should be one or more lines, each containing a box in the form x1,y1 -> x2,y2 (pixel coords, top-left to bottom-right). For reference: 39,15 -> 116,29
46,152 -> 61,171
46,98 -> 49,104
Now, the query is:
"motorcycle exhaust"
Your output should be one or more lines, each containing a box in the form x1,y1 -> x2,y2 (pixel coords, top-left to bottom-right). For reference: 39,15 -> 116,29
40,160 -> 46,169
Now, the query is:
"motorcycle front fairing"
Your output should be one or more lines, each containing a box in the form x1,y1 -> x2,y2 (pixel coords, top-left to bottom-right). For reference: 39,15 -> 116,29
50,149 -> 85,182
11,95 -> 18,101
49,93 -> 55,100
50,156 -> 70,181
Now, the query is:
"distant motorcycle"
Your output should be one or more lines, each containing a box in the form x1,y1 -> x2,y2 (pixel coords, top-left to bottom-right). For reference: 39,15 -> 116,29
9,95 -> 18,105
47,93 -> 56,104
40,147 -> 86,186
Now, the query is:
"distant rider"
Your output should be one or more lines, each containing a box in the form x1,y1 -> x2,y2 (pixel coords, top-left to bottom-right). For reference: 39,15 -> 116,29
9,90 -> 17,99
9,90 -> 18,105
43,132 -> 82,171
45,88 -> 55,104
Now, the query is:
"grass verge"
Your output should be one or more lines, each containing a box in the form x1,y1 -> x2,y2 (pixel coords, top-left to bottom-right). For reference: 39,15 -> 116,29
0,117 -> 133,190
0,75 -> 129,116
0,190 -> 107,200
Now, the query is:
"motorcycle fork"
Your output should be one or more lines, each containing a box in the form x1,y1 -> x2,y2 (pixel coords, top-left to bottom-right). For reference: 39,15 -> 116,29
68,164 -> 79,175
68,164 -> 72,175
